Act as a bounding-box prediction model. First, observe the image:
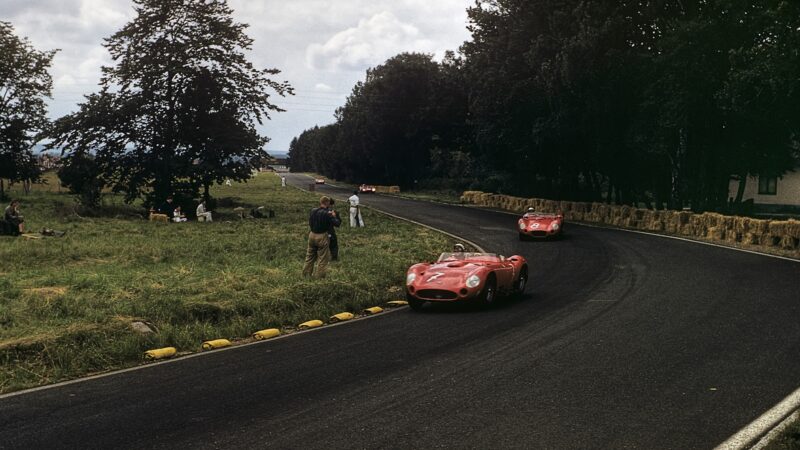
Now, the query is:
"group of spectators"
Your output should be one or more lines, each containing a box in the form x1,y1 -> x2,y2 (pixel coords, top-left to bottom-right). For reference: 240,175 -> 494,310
154,196 -> 213,223
302,190 -> 365,278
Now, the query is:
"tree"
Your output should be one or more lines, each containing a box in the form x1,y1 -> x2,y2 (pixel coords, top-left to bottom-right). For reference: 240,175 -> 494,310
0,21 -> 56,199
48,0 -> 292,204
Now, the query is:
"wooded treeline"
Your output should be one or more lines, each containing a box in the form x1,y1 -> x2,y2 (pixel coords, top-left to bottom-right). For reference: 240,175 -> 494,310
289,0 -> 800,211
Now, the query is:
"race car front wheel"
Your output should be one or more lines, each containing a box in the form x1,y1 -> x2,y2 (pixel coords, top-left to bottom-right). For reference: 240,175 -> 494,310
407,295 -> 425,311
480,276 -> 497,307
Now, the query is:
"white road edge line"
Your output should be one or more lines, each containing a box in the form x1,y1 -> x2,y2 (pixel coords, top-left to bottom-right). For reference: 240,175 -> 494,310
715,385 -> 800,449
751,409 -> 800,450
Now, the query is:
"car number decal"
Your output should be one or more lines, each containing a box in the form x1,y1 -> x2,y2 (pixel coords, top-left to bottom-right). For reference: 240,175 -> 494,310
426,272 -> 445,282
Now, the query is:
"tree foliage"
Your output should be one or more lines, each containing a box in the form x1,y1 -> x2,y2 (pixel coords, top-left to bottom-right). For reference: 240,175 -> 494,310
48,0 -> 292,204
0,21 -> 56,198
291,0 -> 799,212
289,52 -> 472,189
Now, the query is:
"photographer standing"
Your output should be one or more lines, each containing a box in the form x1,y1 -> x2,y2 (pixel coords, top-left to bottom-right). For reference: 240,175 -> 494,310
327,198 -> 342,261
302,196 -> 341,278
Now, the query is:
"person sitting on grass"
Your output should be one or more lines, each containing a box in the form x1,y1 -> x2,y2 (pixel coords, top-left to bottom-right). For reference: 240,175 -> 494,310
196,200 -> 212,222
172,205 -> 188,222
4,199 -> 24,235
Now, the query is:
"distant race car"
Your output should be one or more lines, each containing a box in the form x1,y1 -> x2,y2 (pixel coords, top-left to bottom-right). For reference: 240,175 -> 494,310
518,209 -> 563,240
314,178 -> 325,184
405,251 -> 528,310
358,184 -> 376,193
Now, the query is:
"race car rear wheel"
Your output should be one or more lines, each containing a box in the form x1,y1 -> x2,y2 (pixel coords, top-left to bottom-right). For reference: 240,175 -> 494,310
480,276 -> 497,307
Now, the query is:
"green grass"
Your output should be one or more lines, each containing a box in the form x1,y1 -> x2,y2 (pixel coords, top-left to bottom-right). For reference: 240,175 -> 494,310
0,172 -> 452,393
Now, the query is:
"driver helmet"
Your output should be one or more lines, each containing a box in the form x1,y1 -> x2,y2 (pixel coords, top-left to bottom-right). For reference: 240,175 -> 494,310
527,207 -> 535,214
453,243 -> 466,252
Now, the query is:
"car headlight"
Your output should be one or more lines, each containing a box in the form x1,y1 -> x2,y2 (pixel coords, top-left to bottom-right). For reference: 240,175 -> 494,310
406,273 -> 416,285
518,221 -> 526,230
466,275 -> 481,288
551,223 -> 560,230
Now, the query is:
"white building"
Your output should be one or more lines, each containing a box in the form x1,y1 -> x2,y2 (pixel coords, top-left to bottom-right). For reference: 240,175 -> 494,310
728,170 -> 800,214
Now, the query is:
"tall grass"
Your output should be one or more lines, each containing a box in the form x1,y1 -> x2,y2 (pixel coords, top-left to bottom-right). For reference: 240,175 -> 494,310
0,172 -> 451,393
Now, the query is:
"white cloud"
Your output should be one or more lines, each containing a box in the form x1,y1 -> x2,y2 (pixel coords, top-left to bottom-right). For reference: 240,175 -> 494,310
314,83 -> 334,92
2,0 -> 473,151
306,11 -> 435,72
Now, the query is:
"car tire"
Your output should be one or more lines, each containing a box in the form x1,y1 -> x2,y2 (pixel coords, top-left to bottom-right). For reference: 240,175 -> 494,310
514,266 -> 528,298
480,276 -> 497,307
407,296 -> 425,311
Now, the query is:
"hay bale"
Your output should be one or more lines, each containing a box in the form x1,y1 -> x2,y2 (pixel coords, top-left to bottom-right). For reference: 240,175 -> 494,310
780,235 -> 799,250
786,219 -> 800,239
707,226 -> 725,241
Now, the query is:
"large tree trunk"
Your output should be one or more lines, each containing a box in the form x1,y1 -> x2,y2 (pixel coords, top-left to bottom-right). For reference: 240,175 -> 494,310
203,179 -> 211,202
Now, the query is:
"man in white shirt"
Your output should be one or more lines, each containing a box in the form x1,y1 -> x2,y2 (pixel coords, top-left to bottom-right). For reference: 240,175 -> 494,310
348,190 -> 364,227
196,200 -> 213,222
281,176 -> 286,187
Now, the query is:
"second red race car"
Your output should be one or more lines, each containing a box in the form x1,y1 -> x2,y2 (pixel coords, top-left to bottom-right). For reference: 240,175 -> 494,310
405,247 -> 528,311
358,184 -> 376,193
518,208 -> 563,240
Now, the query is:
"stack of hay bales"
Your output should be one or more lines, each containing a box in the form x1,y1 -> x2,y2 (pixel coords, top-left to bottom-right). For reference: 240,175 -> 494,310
457,190 -> 798,255
741,218 -> 769,245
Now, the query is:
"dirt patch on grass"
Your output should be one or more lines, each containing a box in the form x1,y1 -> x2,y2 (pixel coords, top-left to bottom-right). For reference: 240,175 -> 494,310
0,323 -> 103,352
23,286 -> 68,299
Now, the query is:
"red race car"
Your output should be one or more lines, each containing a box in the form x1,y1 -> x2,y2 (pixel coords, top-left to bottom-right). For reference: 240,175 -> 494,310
518,208 -> 563,240
405,250 -> 528,310
358,184 -> 376,193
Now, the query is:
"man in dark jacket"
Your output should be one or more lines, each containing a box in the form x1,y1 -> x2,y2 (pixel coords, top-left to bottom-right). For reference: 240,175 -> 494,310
328,198 -> 342,261
302,196 -> 341,277
158,196 -> 176,218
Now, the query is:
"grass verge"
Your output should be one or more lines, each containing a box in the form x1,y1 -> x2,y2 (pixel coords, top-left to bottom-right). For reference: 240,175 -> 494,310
0,172 -> 452,394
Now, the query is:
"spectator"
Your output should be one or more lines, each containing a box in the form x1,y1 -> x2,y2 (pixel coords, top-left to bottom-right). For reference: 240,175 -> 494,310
158,196 -> 176,218
281,176 -> 287,187
302,196 -> 340,278
172,206 -> 188,222
348,190 -> 364,227
3,199 -> 24,235
328,198 -> 342,261
196,200 -> 213,222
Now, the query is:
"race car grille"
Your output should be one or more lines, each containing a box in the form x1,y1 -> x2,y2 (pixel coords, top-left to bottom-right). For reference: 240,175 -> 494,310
416,289 -> 458,300
529,231 -> 548,237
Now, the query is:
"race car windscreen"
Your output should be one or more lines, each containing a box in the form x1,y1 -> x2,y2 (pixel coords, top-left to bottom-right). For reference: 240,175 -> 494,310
437,252 -> 499,262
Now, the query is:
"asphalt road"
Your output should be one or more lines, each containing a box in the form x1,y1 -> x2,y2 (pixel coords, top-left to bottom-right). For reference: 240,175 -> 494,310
1,173 -> 799,449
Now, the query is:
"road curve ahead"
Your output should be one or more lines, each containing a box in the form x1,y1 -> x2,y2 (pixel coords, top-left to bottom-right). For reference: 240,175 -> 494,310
1,173 -> 799,449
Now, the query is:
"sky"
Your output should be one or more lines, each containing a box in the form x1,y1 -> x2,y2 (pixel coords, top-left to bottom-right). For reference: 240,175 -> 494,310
3,0 -> 474,156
